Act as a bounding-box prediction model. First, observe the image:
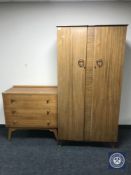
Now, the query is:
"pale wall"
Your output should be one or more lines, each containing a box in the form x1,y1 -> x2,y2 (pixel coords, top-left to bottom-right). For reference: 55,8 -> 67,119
0,2 -> 131,124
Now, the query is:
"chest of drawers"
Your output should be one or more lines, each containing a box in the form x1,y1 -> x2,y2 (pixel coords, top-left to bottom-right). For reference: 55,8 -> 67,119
2,86 -> 57,140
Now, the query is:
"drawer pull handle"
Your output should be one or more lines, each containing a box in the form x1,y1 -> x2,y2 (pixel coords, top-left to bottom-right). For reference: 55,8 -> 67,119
47,121 -> 50,125
13,121 -> 17,125
10,99 -> 16,103
47,111 -> 50,115
12,111 -> 16,114
46,100 -> 49,104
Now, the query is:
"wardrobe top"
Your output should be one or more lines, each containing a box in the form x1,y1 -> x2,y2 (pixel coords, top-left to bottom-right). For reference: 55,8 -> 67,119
57,24 -> 128,27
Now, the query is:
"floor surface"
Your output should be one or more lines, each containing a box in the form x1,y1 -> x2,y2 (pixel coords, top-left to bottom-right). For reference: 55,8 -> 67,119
0,126 -> 131,175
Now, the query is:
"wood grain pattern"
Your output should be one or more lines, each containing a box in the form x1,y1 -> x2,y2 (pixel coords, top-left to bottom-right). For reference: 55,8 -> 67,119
72,27 -> 87,140
84,27 -> 95,140
57,25 -> 127,143
6,116 -> 57,128
57,27 -> 73,140
88,26 -> 127,142
3,94 -> 57,109
4,86 -> 57,95
57,27 -> 87,140
4,108 -> 57,118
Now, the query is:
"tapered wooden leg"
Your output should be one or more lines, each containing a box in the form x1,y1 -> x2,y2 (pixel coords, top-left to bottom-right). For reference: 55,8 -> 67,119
8,128 -> 12,141
49,129 -> 58,140
57,140 -> 64,146
8,128 -> 16,141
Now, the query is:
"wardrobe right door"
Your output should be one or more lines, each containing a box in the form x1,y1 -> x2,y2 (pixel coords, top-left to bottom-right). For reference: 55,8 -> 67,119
85,26 -> 127,142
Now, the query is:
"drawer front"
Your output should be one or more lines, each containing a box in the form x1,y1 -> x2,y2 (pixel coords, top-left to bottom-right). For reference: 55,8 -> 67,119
3,94 -> 57,128
4,108 -> 57,118
3,94 -> 57,109
6,117 -> 57,128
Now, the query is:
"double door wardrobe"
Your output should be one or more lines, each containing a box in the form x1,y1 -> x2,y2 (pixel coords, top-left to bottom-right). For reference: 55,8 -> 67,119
2,25 -> 127,143
57,25 -> 127,143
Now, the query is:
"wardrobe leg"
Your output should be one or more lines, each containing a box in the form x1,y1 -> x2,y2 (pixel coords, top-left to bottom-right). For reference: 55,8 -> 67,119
57,140 -> 63,146
110,142 -> 118,148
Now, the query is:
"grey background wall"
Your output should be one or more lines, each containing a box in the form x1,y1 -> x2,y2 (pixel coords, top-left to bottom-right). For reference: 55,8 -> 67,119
0,2 -> 131,124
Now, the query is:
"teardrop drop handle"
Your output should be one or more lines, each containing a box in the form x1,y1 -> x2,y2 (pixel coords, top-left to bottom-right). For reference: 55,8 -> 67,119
78,59 -> 85,68
96,59 -> 103,68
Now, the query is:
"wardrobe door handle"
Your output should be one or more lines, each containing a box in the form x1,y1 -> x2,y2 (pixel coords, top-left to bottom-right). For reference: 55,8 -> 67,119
78,59 -> 85,68
96,59 -> 103,68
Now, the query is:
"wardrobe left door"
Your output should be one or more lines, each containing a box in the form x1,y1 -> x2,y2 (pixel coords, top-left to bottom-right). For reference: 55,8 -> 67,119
57,27 -> 87,141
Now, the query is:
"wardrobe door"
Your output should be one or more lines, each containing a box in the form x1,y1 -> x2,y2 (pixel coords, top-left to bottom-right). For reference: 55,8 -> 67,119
85,26 -> 127,142
57,27 -> 87,141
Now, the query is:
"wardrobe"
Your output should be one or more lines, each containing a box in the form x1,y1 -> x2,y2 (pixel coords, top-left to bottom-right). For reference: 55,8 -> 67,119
57,25 -> 127,142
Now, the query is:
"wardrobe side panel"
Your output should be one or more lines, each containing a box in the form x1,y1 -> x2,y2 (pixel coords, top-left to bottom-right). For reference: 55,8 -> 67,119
88,26 -> 127,142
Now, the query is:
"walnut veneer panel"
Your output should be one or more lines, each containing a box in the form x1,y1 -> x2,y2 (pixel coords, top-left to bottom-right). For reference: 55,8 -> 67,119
57,27 -> 87,141
57,25 -> 127,143
2,86 -> 58,140
86,26 -> 127,142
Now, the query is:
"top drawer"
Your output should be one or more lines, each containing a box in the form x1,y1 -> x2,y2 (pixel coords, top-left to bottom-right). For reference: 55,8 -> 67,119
3,94 -> 57,109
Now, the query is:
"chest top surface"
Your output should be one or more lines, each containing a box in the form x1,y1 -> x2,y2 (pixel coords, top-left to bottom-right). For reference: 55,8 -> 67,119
3,86 -> 57,95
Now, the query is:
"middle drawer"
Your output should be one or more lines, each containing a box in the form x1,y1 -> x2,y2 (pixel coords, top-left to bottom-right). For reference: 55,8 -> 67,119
4,108 -> 57,119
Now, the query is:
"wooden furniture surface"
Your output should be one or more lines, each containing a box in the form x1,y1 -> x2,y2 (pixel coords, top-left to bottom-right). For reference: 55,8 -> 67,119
2,86 -> 58,140
57,27 -> 87,140
57,25 -> 127,142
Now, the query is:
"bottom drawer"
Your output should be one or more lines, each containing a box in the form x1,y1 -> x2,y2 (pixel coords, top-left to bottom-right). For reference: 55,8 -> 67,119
6,117 -> 57,128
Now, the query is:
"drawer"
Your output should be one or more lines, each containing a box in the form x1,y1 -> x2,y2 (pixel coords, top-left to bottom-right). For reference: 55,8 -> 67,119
4,108 -> 57,118
6,116 -> 57,128
3,94 -> 57,109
